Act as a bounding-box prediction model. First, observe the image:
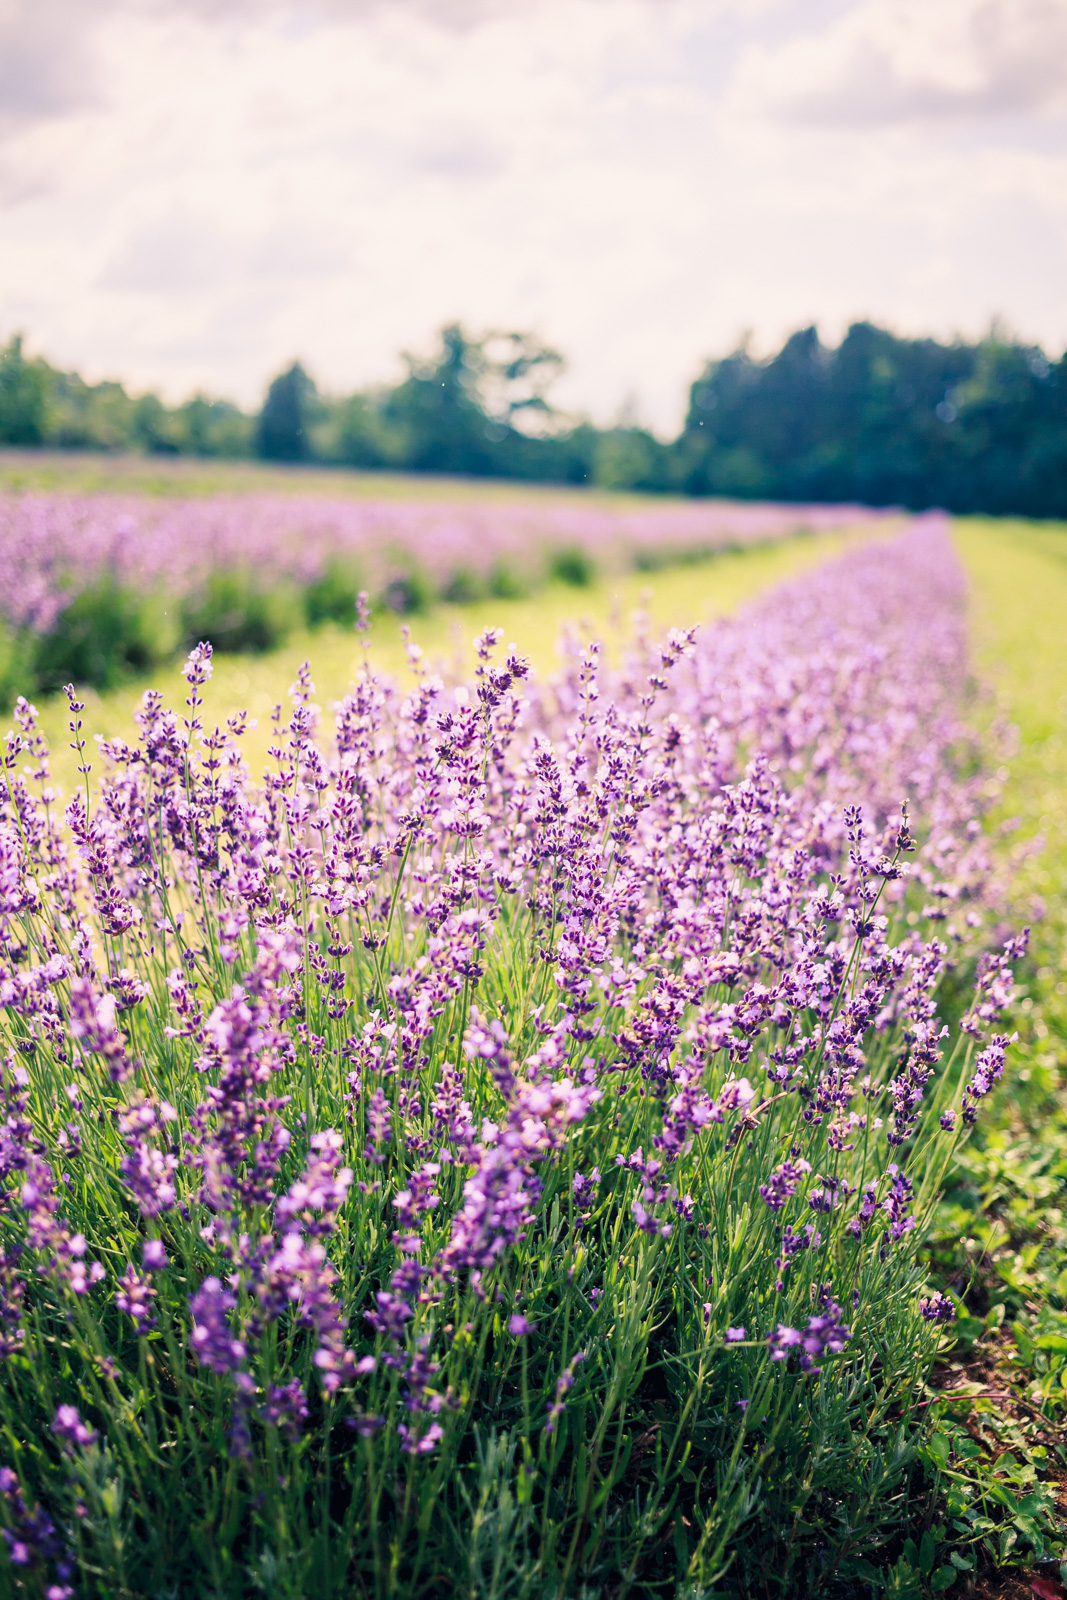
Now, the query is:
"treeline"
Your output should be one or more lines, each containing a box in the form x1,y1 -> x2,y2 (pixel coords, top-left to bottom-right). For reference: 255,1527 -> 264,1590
2,321 -> 1066,514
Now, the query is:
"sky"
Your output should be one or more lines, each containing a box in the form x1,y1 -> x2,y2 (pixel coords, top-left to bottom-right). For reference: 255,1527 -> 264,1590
2,0 -> 1067,432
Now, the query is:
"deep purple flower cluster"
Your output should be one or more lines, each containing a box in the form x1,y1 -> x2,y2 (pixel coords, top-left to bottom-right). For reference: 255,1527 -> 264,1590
919,1291 -> 956,1323
768,1299 -> 851,1372
0,1466 -> 74,1597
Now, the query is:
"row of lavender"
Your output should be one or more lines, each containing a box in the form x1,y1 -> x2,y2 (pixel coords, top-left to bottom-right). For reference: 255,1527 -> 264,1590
1,490 -> 896,635
0,516 -> 1019,1596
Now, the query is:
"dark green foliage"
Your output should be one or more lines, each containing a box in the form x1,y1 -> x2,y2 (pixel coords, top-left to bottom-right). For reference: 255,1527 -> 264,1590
592,424 -> 674,492
487,560 -> 531,599
31,582 -> 178,695
0,335 -> 255,456
3,321 -> 1065,513
548,545 -> 595,587
0,626 -> 39,711
257,362 -> 316,462
303,559 -> 365,628
678,322 -> 1067,515
380,564 -> 434,613
0,336 -> 49,446
440,566 -> 486,604
180,569 -> 302,653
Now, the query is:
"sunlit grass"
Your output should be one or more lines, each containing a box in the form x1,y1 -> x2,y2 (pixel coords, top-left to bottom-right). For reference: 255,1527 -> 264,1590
955,517 -> 1067,1005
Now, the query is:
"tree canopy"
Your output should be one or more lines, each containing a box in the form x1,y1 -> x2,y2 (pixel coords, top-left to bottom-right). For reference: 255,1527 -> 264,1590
2,321 -> 1065,515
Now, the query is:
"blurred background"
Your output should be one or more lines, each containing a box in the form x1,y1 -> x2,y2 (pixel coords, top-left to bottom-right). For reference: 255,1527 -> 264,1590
1,0 -> 1066,513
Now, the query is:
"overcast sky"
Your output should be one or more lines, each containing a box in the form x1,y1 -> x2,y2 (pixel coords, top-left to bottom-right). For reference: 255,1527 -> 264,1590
2,0 -> 1067,431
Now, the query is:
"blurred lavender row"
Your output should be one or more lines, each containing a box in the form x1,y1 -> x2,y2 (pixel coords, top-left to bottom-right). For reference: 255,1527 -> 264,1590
0,489 -> 902,636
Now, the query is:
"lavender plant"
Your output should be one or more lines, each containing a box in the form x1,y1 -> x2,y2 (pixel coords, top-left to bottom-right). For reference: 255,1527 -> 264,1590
0,523 -> 1021,1597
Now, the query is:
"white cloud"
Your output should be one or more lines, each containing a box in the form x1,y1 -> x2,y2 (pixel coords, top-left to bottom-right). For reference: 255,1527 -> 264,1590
736,0 -> 1067,125
0,0 -> 1065,431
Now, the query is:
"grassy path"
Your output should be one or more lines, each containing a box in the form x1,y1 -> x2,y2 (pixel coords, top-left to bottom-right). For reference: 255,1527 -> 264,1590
919,519 -> 1067,1585
956,517 -> 1067,1079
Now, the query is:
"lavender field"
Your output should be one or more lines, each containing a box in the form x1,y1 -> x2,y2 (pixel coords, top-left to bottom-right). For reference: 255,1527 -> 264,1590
0,487 -> 900,705
0,498 -> 1055,1600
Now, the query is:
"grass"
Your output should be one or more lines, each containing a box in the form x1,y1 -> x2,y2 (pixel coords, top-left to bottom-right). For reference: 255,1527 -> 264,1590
910,518 -> 1067,1589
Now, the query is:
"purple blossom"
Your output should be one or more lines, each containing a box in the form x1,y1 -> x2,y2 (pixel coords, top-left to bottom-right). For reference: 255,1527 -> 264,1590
768,1300 -> 851,1372
190,1278 -> 246,1374
545,1351 -> 586,1436
51,1404 -> 97,1451
758,1159 -> 811,1212
0,1467 -> 74,1595
262,1379 -> 309,1440
883,1167 -> 916,1242
115,1263 -> 157,1330
962,1034 -> 1012,1124
920,1291 -> 956,1323
0,507 -> 1020,1508
364,1292 -> 414,1342
397,1420 -> 443,1455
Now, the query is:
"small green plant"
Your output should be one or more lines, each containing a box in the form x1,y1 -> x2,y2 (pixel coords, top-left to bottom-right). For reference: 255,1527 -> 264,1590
487,560 -> 531,600
441,566 -> 486,605
304,559 -> 366,629
180,568 -> 302,653
548,545 -> 595,587
32,581 -> 179,694
380,564 -> 435,613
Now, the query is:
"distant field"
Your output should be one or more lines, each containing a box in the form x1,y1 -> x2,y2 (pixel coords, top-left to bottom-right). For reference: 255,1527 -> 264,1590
0,448 -> 668,505
0,460 -> 898,710
29,525 -> 859,797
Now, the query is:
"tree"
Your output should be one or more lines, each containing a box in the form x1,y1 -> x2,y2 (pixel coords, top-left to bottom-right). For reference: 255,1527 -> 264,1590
0,335 -> 49,446
257,363 -> 315,461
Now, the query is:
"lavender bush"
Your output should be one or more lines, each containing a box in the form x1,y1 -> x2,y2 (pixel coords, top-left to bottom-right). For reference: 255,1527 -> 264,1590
0,518 -> 1021,1597
0,490 -> 900,700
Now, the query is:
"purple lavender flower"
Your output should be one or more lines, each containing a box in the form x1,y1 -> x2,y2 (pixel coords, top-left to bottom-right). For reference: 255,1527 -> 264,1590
189,1278 -> 246,1374
962,1034 -> 1012,1124
919,1291 -> 956,1323
758,1159 -> 811,1212
0,1467 -> 74,1596
545,1351 -> 586,1435
768,1325 -> 803,1361
768,1300 -> 851,1372
262,1379 -> 309,1440
883,1167 -> 916,1242
397,1420 -> 443,1455
51,1404 -> 97,1451
364,1292 -> 414,1341
115,1263 -> 157,1331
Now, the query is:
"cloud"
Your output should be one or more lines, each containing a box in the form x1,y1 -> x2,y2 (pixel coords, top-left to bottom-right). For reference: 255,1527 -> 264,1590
2,0 -> 1067,430
0,0 -> 112,136
98,213 -> 236,293
738,0 -> 1067,127
407,123 -> 506,180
